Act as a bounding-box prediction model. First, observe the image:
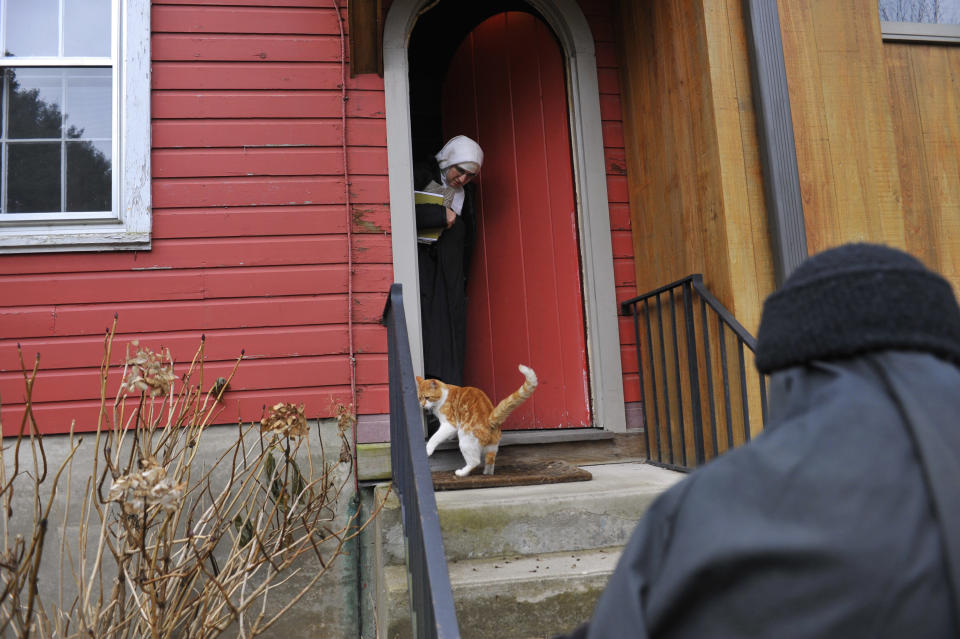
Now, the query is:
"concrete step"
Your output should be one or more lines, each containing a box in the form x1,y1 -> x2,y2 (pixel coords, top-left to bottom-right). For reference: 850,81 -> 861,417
382,547 -> 622,639
374,462 -> 683,565
371,462 -> 684,639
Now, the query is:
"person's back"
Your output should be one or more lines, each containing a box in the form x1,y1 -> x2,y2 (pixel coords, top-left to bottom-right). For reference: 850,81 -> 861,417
560,243 -> 960,638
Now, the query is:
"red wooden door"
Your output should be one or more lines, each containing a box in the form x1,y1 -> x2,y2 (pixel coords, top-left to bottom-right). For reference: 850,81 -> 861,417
442,11 -> 590,429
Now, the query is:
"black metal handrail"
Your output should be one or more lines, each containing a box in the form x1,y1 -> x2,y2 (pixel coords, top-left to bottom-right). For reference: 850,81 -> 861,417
382,284 -> 461,639
621,275 -> 768,472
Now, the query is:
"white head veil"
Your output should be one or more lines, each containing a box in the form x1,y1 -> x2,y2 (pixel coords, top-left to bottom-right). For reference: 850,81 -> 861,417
435,135 -> 484,214
435,135 -> 484,170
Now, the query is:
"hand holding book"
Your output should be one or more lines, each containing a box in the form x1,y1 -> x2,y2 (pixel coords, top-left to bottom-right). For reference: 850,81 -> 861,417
415,190 -> 446,244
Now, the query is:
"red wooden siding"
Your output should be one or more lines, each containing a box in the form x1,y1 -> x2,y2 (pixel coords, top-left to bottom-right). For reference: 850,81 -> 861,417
0,0 -> 390,435
0,0 -> 638,437
580,0 -> 642,407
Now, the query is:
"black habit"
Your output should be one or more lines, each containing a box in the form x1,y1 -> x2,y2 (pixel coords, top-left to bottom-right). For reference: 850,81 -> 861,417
414,158 -> 477,386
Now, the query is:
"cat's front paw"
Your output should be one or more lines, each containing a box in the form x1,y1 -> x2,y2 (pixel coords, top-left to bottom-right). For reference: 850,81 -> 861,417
454,468 -> 471,477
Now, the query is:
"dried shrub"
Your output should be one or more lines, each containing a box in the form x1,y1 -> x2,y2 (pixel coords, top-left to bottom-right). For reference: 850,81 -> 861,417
0,322 -> 387,638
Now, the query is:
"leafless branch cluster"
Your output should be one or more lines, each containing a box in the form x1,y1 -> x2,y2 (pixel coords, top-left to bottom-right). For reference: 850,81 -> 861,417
878,0 -> 952,23
0,320 -> 386,638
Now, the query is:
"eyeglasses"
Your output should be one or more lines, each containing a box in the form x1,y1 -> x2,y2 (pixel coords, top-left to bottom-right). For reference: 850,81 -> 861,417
452,164 -> 478,181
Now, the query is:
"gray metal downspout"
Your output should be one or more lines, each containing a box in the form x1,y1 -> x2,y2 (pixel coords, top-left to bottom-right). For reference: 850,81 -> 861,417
743,0 -> 808,286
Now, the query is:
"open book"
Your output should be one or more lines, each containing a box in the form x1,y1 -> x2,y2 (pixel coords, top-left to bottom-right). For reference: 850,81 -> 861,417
415,190 -> 445,244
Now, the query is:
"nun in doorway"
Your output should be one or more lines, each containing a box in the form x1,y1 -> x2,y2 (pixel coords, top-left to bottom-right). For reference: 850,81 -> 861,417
414,134 -> 484,387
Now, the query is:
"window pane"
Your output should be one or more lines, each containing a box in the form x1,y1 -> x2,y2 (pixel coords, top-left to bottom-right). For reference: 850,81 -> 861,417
7,68 -> 64,139
5,0 -> 59,57
67,140 -> 111,211
7,142 -> 61,213
65,0 -> 112,57
65,69 -> 112,139
879,0 -> 960,24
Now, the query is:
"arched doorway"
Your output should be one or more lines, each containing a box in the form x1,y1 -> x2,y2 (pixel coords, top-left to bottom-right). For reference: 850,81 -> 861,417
383,0 -> 627,432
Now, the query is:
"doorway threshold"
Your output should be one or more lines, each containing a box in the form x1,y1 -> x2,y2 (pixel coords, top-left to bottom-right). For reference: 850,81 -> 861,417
500,428 -> 613,446
430,429 -> 646,473
433,427 -> 611,452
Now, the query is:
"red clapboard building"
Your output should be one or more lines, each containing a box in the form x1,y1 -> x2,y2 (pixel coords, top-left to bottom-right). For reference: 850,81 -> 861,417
0,0 -> 641,440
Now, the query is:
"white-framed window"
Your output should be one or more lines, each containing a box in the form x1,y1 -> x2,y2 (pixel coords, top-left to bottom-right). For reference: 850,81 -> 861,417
880,0 -> 960,43
0,0 -> 150,253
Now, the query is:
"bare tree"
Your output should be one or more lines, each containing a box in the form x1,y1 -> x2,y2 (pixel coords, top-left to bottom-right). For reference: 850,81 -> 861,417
879,0 -> 960,23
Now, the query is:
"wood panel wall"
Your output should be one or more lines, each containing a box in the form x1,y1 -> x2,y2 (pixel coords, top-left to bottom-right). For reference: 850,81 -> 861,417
613,0 -> 773,329
613,0 -> 773,457
613,0 -> 960,457
886,42 -> 960,281
778,1 -> 905,254
0,0 -> 392,434
778,0 -> 960,289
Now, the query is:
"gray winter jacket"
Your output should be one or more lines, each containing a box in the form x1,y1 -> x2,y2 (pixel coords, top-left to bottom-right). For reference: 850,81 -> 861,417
565,350 -> 960,638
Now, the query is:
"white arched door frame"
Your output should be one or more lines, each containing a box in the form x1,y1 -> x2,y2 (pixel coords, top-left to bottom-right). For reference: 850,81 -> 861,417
383,0 -> 626,432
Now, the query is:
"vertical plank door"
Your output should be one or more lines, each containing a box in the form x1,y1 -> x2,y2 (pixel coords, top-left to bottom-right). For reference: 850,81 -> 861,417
442,11 -> 590,429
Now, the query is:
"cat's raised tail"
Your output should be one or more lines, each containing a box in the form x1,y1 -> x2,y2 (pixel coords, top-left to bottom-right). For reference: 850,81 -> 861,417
488,364 -> 538,429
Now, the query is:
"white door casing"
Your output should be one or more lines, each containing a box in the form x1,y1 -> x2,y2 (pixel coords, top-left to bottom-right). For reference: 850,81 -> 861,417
383,0 -> 626,432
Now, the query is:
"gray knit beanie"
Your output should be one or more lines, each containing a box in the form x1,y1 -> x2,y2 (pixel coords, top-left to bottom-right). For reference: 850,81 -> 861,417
755,243 -> 960,374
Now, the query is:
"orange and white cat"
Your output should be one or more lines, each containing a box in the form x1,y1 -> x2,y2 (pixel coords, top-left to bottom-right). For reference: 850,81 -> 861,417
417,365 -> 538,477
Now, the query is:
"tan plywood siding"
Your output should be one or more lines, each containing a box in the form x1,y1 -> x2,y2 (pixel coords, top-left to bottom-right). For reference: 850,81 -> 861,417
613,0 -> 772,460
778,0 -> 960,289
778,1 -> 906,255
884,43 -> 960,284
614,0 -> 772,329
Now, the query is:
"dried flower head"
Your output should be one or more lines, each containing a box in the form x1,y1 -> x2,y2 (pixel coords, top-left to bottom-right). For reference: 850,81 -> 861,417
108,457 -> 185,515
335,402 -> 356,433
123,341 -> 177,397
260,402 -> 309,438
334,403 -> 355,463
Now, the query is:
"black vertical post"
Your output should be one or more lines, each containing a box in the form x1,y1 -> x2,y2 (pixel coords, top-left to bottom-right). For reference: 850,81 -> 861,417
644,299 -> 663,464
668,289 -> 687,467
383,285 -> 460,639
699,297 -> 719,459
630,306 -> 652,461
682,282 -> 705,465
738,341 -> 751,443
655,294 -> 674,465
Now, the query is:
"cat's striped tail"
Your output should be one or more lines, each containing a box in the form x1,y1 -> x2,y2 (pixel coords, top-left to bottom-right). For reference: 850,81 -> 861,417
488,365 -> 538,429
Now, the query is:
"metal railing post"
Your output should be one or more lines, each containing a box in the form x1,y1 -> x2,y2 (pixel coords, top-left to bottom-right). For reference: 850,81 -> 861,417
681,281 -> 706,465
383,284 -> 461,639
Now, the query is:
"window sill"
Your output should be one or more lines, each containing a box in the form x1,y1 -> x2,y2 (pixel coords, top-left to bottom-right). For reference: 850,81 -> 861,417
0,223 -> 151,253
882,21 -> 960,43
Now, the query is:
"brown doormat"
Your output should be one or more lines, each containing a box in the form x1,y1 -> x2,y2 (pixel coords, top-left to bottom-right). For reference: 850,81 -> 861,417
432,459 -> 592,491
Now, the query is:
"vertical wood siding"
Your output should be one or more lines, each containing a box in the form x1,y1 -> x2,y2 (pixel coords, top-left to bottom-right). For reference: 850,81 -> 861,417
0,0 -> 391,434
779,0 -> 960,289
613,0 -> 774,328
885,42 -> 960,282
613,0 -> 774,454
0,0 -> 638,435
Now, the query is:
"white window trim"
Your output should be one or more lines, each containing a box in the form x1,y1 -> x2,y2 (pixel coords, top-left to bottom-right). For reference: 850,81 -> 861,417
0,0 -> 151,253
882,21 -> 960,43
